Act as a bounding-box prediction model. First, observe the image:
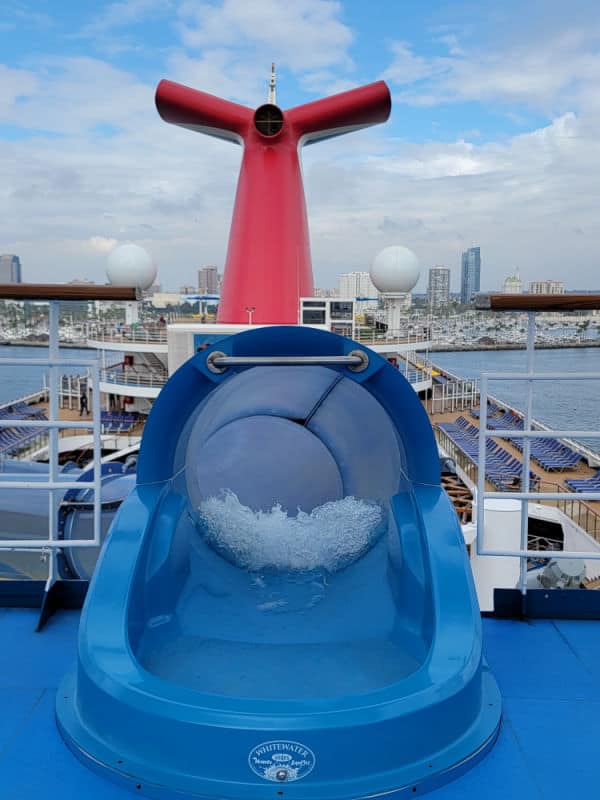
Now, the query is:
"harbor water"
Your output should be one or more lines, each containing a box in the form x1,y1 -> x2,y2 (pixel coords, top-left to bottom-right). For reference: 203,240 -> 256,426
0,345 -> 99,405
433,347 -> 600,452
1,344 -> 598,444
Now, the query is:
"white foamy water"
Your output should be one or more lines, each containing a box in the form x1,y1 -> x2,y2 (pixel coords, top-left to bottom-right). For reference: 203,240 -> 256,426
197,490 -> 384,573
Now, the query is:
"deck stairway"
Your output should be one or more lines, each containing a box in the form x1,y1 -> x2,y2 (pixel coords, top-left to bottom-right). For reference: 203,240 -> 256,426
143,351 -> 167,374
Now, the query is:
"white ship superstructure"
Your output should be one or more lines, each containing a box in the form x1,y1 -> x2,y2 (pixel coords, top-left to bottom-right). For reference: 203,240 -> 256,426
87,322 -> 168,415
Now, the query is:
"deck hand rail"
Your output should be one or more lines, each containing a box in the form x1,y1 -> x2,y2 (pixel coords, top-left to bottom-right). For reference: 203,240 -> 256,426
476,312 -> 600,600
0,303 -> 103,594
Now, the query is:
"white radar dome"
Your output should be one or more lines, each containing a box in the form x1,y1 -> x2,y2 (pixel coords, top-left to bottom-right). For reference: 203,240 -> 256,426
106,243 -> 156,290
370,245 -> 419,294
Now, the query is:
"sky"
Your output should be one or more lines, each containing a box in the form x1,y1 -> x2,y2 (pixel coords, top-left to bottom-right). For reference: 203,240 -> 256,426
1,0 -> 600,292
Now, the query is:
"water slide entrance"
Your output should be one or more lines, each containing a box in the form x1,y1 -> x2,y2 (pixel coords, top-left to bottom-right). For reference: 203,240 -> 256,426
57,326 -> 500,799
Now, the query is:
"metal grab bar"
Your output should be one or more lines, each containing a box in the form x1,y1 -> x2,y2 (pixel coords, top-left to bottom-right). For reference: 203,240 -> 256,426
206,350 -> 369,373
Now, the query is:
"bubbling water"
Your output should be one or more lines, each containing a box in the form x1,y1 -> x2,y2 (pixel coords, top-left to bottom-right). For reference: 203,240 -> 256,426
196,490 -> 385,573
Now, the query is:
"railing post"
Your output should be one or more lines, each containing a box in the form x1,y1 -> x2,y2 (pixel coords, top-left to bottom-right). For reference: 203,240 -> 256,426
476,373 -> 488,555
519,313 -> 536,598
91,359 -> 102,550
46,300 -> 60,592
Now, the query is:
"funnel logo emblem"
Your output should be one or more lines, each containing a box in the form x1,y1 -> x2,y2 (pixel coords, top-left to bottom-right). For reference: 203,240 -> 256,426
248,740 -> 315,782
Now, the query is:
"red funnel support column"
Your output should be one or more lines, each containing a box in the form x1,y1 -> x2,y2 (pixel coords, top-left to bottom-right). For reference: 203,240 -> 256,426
156,79 -> 391,324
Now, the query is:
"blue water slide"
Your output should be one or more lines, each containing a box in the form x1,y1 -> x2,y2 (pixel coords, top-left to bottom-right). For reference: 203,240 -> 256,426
57,326 -> 501,799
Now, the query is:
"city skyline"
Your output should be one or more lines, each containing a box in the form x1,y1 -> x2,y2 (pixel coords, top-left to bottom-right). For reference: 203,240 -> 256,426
2,1 -> 599,293
2,246 -> 577,301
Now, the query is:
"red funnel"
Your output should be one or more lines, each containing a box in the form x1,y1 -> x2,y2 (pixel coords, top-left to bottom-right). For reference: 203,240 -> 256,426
156,79 -> 391,324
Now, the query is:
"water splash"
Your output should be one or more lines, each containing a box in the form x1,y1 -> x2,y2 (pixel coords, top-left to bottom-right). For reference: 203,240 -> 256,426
196,490 -> 384,573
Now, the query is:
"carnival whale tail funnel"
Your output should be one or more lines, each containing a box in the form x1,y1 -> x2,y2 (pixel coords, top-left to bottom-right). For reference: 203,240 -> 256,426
57,327 -> 500,799
155,78 -> 391,324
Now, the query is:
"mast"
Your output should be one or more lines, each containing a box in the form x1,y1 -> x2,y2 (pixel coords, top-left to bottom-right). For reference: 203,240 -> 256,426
268,62 -> 276,105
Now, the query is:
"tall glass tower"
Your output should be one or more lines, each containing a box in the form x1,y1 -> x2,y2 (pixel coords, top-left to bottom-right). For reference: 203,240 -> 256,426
0,254 -> 22,283
460,247 -> 480,304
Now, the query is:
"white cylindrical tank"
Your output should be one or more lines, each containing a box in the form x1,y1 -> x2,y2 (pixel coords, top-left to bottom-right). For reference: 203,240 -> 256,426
470,498 -> 521,612
370,245 -> 420,295
106,243 -> 156,290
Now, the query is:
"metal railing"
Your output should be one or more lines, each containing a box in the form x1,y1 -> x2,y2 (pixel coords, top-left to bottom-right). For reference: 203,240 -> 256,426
0,388 -> 49,411
355,330 -> 430,346
0,301 -> 103,592
476,312 -> 600,598
435,426 -> 478,486
472,388 -> 600,469
87,323 -> 167,345
430,377 -> 480,414
530,481 -> 600,543
100,367 -> 168,388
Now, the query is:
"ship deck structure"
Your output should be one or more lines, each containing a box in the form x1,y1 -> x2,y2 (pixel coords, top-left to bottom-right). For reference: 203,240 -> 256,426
0,71 -> 599,800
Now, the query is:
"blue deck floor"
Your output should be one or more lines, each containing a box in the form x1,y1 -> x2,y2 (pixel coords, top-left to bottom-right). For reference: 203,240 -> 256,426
0,609 -> 599,800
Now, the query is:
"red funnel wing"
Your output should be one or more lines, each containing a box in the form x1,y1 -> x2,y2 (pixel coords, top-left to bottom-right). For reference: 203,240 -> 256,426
155,80 -> 252,144
287,81 -> 391,145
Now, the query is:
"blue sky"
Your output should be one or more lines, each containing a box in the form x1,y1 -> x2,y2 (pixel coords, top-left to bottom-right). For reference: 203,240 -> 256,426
1,0 -> 599,290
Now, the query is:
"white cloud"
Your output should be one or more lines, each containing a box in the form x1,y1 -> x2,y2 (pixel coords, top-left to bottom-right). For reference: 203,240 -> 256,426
166,49 -> 268,106
89,236 -> 118,253
177,0 -> 354,74
433,34 -> 465,57
299,70 -> 359,96
0,64 -> 39,115
384,27 -> 600,112
0,57 -> 152,135
301,108 -> 600,290
382,42 -> 449,86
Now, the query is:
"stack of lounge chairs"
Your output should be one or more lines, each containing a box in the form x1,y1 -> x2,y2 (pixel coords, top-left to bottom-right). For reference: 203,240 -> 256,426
565,471 -> 600,493
100,412 -> 137,434
437,416 -> 539,491
469,404 -> 581,472
0,403 -> 47,456
469,401 -> 500,420
510,436 -> 581,471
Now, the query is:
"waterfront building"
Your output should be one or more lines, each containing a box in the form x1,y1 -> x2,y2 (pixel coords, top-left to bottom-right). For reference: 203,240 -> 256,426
460,247 -> 481,304
151,292 -> 183,308
198,266 -> 219,295
0,254 -> 22,283
503,272 -> 522,293
529,279 -> 565,294
339,271 -> 379,311
428,266 -> 450,308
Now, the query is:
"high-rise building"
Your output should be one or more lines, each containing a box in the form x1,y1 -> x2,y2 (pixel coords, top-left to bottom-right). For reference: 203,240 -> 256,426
338,271 -> 379,311
460,247 -> 481,304
503,272 -> 522,293
528,280 -> 565,295
198,266 -> 219,295
0,254 -> 22,283
427,266 -> 450,308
